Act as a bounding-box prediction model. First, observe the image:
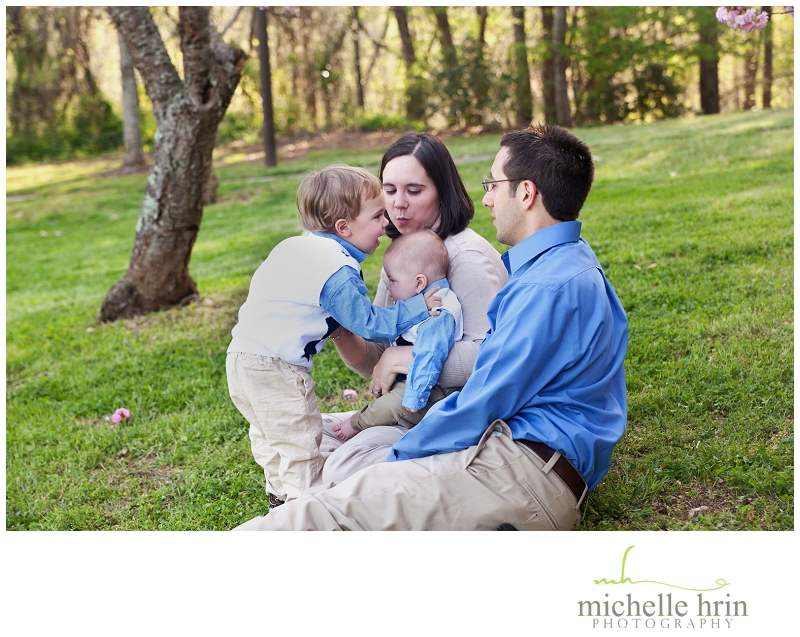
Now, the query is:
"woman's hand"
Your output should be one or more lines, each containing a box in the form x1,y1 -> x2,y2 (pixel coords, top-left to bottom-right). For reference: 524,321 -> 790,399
424,286 -> 442,316
368,345 -> 413,396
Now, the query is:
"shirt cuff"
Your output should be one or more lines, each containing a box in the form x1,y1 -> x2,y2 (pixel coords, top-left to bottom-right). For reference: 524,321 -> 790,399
401,385 -> 432,410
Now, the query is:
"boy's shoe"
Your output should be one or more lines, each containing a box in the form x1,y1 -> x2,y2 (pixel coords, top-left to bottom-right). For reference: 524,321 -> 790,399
268,494 -> 285,509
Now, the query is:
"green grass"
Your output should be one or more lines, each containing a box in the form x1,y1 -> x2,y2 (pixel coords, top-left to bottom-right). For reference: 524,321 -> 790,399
6,109 -> 793,530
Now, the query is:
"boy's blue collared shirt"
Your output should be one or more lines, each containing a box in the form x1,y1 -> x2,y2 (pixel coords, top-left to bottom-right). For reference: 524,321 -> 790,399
387,221 -> 629,491
315,231 -> 368,263
315,232 -> 429,343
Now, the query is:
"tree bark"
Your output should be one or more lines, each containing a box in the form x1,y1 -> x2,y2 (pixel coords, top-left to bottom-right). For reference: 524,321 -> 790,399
352,7 -> 365,110
101,6 -> 246,322
541,7 -> 557,125
432,7 -> 455,53
698,7 -> 721,115
257,8 -> 277,167
511,7 -> 533,128
117,30 -> 146,172
743,37 -> 759,110
391,6 -> 425,121
552,6 -> 573,127
761,6 -> 773,109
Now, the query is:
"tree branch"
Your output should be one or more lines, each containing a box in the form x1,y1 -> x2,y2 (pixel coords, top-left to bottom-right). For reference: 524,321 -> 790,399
107,6 -> 182,119
178,6 -> 216,106
219,6 -> 244,37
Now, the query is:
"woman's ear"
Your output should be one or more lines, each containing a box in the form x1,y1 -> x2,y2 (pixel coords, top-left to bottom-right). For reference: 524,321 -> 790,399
415,274 -> 428,293
334,218 -> 350,238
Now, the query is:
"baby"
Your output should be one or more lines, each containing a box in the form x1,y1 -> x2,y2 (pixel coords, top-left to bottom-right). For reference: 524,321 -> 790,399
332,229 -> 462,441
226,166 -> 441,507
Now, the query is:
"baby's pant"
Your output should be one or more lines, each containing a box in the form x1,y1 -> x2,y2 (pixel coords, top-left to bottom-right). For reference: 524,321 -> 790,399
226,352 -> 324,501
349,381 -> 460,431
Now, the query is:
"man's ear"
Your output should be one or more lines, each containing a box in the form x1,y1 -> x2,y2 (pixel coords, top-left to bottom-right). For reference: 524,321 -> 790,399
334,217 -> 350,238
415,274 -> 428,293
520,180 -> 537,211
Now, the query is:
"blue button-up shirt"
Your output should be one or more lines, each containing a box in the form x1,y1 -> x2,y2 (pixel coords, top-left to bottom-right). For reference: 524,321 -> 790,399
316,233 -> 429,344
402,279 -> 457,409
388,221 -> 628,491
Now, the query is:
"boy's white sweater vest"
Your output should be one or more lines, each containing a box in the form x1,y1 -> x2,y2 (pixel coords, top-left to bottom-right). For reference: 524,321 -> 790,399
228,234 -> 360,370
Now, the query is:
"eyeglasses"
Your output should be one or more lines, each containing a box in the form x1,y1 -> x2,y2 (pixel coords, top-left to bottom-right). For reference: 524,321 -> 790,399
482,179 -> 518,192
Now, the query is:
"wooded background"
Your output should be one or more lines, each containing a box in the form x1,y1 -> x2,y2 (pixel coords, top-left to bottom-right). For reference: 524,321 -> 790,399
6,6 -> 795,165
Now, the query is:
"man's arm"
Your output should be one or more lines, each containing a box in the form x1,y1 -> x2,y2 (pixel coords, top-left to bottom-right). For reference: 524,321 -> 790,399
388,282 -> 576,461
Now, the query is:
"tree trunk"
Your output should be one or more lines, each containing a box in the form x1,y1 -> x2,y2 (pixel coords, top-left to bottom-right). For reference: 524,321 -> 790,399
552,6 -> 572,127
761,6 -> 773,109
432,7 -> 455,53
743,37 -> 759,110
541,7 -> 557,125
352,7 -> 365,111
118,30 -> 146,172
698,7 -> 721,115
101,7 -> 246,322
257,8 -> 277,167
511,7 -> 533,128
391,6 -> 425,121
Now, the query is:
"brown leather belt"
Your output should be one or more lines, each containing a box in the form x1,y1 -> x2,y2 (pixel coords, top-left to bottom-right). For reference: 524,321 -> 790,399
516,439 -> 586,503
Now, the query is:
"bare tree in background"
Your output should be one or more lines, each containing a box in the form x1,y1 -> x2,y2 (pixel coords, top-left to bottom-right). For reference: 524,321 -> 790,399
761,5 -> 773,108
511,7 -> 533,128
117,31 -> 146,172
101,7 -> 246,322
553,7 -> 573,127
541,7 -> 557,125
256,8 -> 277,167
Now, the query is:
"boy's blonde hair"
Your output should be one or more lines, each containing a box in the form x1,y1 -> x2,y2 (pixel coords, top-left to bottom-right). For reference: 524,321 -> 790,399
296,165 -> 382,234
384,229 -> 450,283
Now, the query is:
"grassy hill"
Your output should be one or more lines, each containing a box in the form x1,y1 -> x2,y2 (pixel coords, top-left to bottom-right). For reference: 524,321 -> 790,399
6,108 -> 793,530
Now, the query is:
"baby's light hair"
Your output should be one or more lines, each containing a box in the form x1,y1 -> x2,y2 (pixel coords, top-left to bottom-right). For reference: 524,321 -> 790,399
384,229 -> 450,283
296,165 -> 382,233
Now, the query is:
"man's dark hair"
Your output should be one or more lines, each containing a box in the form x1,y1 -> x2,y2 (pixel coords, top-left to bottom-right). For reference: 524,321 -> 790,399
500,125 -> 594,222
380,132 -> 474,240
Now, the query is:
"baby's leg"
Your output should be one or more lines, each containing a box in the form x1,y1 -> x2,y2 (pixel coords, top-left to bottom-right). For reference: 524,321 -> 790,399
332,415 -> 359,441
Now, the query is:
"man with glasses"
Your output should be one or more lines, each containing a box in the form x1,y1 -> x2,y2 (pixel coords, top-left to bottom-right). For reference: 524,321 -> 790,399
235,125 -> 628,531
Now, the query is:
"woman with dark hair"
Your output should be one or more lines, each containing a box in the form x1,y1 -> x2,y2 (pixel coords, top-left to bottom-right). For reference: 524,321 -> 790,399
320,132 -> 508,482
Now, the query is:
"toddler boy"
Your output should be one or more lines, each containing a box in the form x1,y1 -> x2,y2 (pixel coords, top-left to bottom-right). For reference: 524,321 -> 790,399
226,166 -> 441,507
332,230 -> 463,442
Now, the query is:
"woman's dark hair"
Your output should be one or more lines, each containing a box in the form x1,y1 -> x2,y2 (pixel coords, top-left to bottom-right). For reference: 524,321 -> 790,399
379,132 -> 474,240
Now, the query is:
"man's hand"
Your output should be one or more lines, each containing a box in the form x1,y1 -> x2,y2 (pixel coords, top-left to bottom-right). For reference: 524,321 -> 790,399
424,286 -> 442,316
332,416 -> 359,442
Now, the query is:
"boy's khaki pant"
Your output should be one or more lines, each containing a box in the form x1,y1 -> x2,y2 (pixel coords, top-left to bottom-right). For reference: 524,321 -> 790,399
234,420 -> 583,531
226,352 -> 324,501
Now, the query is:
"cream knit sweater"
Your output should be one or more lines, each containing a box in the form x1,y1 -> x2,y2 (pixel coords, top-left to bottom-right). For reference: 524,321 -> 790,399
348,228 -> 508,388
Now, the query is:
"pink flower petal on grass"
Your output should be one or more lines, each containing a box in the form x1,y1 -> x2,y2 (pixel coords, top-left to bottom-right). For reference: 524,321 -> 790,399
111,413 -> 122,424
342,389 -> 358,399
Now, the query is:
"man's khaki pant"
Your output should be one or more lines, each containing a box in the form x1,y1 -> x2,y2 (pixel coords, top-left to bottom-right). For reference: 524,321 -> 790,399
226,352 -> 324,501
234,420 -> 582,531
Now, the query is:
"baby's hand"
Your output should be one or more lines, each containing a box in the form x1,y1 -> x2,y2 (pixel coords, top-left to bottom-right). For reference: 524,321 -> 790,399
424,286 -> 442,316
332,417 -> 359,442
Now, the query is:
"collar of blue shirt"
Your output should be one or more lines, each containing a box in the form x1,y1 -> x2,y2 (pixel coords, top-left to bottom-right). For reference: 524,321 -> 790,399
501,220 -> 583,276
313,231 -> 368,263
423,278 -> 449,294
